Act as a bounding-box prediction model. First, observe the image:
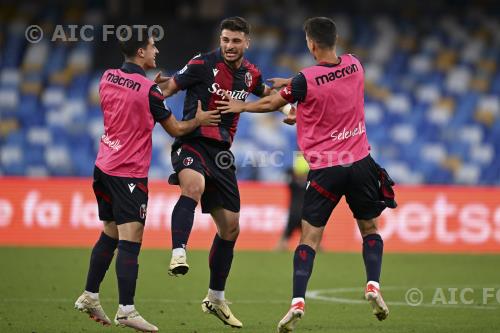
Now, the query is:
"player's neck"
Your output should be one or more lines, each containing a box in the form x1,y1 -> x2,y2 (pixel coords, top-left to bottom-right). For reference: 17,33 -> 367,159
125,57 -> 147,71
314,50 -> 339,65
223,58 -> 244,70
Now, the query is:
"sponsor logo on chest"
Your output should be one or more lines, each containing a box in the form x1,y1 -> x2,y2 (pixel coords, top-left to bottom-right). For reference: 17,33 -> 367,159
208,82 -> 249,100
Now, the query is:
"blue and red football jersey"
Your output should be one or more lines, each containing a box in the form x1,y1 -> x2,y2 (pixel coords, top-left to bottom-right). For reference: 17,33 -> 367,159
172,48 -> 265,147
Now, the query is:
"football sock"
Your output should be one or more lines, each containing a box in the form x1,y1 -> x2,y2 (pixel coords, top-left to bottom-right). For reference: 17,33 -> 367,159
292,244 -> 316,299
118,304 -> 136,313
209,234 -> 235,291
171,195 -> 197,249
291,297 -> 305,306
172,247 -> 186,257
85,232 -> 118,293
84,290 -> 99,300
208,288 -> 225,301
116,240 -> 141,306
362,234 -> 383,283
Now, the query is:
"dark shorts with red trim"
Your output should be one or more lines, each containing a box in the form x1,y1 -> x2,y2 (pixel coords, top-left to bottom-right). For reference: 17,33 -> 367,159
302,154 -> 396,227
92,166 -> 148,225
170,139 -> 240,214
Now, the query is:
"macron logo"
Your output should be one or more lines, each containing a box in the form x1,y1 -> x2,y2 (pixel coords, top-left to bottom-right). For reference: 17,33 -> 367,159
128,183 -> 136,193
213,68 -> 219,77
314,63 -> 359,86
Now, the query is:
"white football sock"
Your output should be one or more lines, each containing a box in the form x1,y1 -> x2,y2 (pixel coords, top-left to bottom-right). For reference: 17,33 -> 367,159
119,304 -> 136,313
208,289 -> 225,301
291,297 -> 305,305
172,248 -> 186,257
84,291 -> 99,300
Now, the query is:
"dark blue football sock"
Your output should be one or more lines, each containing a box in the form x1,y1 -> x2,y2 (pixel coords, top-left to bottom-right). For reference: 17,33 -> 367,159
171,195 -> 197,249
292,244 -> 316,298
116,240 -> 141,305
208,234 -> 235,291
85,232 -> 118,293
362,234 -> 383,282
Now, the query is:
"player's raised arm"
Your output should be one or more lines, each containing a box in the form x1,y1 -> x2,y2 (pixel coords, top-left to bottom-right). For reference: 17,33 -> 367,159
156,54 -> 207,97
267,77 -> 292,89
159,101 -> 220,137
154,72 -> 179,97
216,91 -> 288,114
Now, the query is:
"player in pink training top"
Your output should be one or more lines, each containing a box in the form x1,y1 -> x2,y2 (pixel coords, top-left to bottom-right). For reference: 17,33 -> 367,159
74,27 -> 220,333
216,17 -> 397,333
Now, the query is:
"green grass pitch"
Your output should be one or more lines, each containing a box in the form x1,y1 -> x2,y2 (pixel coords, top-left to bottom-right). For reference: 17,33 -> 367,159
1,247 -> 499,332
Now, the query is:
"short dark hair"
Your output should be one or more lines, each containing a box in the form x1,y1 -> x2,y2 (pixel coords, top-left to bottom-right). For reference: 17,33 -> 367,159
303,17 -> 337,49
220,16 -> 250,35
119,26 -> 153,58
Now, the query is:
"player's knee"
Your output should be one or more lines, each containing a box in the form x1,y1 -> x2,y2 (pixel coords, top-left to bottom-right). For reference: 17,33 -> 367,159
181,183 -> 204,201
299,219 -> 323,249
220,222 -> 240,241
357,219 -> 378,237
103,221 -> 118,239
299,230 -> 322,250
118,222 -> 144,243
300,233 -> 321,250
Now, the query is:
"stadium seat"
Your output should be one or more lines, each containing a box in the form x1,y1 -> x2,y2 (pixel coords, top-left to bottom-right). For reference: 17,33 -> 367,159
0,6 -> 497,185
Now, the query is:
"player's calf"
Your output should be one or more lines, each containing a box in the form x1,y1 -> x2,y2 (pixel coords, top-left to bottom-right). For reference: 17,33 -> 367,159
170,195 -> 198,276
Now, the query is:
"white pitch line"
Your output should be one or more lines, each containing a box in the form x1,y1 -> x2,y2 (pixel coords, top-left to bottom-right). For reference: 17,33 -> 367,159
0,298 -> 289,304
307,286 -> 499,310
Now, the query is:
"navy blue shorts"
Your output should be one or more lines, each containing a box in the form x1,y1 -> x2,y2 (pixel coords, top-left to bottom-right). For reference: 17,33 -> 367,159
302,155 -> 396,227
169,140 -> 240,214
92,166 -> 148,225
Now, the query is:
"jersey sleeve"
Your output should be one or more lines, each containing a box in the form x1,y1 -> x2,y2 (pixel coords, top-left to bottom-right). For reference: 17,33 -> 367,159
149,84 -> 172,122
279,72 -> 307,103
173,54 -> 207,90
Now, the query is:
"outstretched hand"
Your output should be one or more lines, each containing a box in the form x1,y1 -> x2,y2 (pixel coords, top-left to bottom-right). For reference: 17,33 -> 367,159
283,105 -> 297,125
195,100 -> 221,126
267,77 -> 291,89
154,72 -> 172,85
215,91 -> 245,114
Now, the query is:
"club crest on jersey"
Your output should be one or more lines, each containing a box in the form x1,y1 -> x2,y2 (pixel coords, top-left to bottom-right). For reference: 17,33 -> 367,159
245,71 -> 252,88
183,156 -> 194,166
139,203 -> 147,219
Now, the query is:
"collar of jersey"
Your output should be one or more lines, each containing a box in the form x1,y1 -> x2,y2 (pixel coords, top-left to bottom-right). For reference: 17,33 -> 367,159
316,56 -> 342,68
121,62 -> 147,77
